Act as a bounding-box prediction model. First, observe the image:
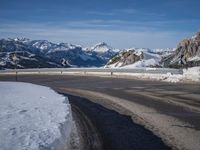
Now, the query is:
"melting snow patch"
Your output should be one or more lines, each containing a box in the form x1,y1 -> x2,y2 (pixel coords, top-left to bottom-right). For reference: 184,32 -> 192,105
162,73 -> 183,83
0,82 -> 72,150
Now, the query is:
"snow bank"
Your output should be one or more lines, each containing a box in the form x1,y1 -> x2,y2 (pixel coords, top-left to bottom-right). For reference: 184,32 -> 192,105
113,72 -> 183,83
112,67 -> 200,83
183,66 -> 200,81
0,82 -> 72,150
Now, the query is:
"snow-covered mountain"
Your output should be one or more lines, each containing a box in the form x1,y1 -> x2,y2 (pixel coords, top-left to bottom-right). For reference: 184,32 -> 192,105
0,39 -> 63,69
88,42 -> 119,53
84,42 -> 119,62
105,48 -> 175,68
1,32 -> 200,69
0,39 -> 116,69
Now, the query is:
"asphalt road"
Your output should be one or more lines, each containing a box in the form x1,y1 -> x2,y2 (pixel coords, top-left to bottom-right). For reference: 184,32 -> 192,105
0,74 -> 200,150
68,94 -> 170,150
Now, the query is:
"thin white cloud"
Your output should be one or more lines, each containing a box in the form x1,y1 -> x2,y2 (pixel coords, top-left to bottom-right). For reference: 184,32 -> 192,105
0,21 -> 194,49
87,11 -> 115,16
86,8 -> 166,19
62,19 -> 199,32
115,8 -> 137,14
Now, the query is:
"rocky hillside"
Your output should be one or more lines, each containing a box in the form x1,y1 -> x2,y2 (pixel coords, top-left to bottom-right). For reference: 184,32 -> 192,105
0,39 -> 63,69
106,32 -> 200,69
161,32 -> 200,68
105,48 -> 174,68
105,49 -> 143,67
0,51 -> 62,69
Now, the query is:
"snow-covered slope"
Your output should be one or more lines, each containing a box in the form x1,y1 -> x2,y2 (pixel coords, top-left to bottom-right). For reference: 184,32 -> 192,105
0,51 -> 62,69
0,82 -> 72,150
121,59 -> 159,68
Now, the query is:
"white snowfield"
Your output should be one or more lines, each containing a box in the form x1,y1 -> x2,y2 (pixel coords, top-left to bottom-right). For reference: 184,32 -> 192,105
0,82 -> 72,150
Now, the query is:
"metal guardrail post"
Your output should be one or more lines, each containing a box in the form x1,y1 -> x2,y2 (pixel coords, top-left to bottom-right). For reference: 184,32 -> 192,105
199,68 -> 200,80
15,71 -> 18,81
84,71 -> 86,75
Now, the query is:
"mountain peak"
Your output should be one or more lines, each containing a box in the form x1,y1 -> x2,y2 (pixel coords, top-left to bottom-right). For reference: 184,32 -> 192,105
9,37 -> 30,43
95,42 -> 108,46
90,42 -> 113,53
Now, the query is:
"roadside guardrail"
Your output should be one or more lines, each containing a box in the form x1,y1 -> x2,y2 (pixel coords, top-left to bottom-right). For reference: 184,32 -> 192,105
0,68 -> 183,75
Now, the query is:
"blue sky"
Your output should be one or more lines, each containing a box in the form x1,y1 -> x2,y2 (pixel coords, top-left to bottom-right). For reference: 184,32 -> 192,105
0,0 -> 199,48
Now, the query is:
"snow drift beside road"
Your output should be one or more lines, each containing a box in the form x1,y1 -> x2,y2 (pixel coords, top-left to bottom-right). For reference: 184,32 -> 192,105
0,82 -> 72,150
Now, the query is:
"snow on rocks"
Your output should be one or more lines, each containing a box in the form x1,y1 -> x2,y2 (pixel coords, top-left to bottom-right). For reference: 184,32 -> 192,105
0,82 -> 72,150
121,59 -> 159,68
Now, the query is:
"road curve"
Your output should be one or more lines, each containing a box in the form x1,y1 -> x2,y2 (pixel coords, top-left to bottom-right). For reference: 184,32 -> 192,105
0,74 -> 200,150
68,94 -> 170,150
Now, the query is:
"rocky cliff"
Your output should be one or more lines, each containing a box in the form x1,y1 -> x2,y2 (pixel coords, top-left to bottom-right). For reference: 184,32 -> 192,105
161,32 -> 200,68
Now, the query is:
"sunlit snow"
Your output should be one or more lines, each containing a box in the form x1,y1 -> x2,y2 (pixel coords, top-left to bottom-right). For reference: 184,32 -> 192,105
0,82 -> 72,150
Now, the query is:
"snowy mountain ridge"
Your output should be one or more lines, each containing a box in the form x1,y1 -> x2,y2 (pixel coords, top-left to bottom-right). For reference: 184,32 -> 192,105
2,32 -> 199,70
0,38 -> 117,69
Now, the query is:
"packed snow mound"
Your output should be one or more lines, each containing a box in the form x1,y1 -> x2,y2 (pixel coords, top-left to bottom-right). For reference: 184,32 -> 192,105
0,82 -> 72,150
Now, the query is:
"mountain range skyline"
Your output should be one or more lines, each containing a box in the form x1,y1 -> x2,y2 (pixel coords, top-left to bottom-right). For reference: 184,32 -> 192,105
0,37 -> 179,50
1,31 -> 200,69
